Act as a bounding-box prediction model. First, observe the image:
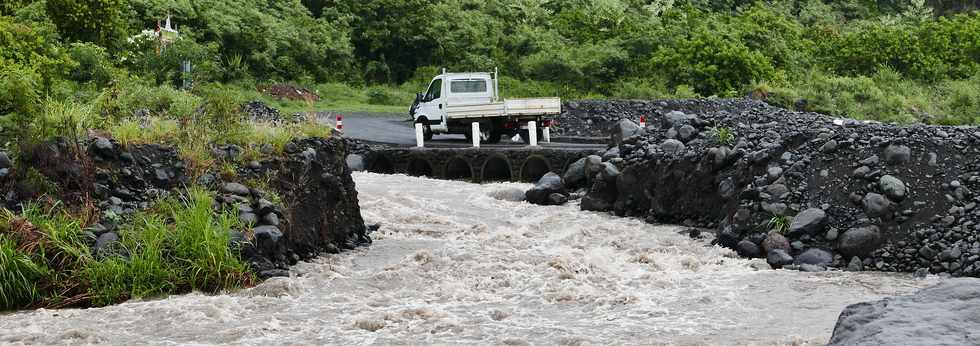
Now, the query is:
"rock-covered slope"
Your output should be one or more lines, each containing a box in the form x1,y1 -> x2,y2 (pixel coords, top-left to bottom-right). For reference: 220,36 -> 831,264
576,98 -> 980,276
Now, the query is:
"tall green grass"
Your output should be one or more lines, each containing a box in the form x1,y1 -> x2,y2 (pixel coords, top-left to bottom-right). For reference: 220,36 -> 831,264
768,69 -> 980,124
86,188 -> 253,305
1,189 -> 255,310
0,236 -> 48,310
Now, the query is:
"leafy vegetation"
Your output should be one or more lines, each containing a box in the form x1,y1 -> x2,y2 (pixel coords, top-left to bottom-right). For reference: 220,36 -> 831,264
709,126 -> 736,146
0,0 -> 977,128
767,215 -> 790,234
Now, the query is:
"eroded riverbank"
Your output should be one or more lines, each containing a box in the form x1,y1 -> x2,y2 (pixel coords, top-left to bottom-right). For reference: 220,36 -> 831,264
0,173 -> 938,345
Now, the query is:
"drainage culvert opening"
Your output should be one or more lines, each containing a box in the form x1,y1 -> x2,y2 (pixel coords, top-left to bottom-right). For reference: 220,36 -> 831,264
445,157 -> 473,180
367,155 -> 395,174
520,156 -> 551,182
481,156 -> 512,182
407,158 -> 434,177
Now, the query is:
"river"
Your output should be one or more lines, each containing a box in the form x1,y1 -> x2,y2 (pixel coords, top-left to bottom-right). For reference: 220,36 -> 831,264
0,172 -> 938,345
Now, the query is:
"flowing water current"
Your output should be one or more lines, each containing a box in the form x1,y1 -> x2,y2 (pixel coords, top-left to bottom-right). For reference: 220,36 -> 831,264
0,172 -> 940,345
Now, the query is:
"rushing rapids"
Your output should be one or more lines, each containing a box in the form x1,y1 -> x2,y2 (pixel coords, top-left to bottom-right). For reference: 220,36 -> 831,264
0,173 -> 939,345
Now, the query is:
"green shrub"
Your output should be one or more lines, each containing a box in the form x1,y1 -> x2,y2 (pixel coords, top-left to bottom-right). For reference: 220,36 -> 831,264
366,87 -> 396,105
651,27 -> 775,96
0,63 -> 41,139
67,42 -> 114,87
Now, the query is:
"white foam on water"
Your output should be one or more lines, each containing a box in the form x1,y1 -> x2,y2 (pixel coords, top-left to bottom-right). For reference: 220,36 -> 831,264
0,172 -> 940,345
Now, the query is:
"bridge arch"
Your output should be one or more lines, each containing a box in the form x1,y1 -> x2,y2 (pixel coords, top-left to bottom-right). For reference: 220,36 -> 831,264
444,156 -> 473,180
367,154 -> 395,174
520,155 -> 552,182
481,155 -> 512,182
407,157 -> 434,177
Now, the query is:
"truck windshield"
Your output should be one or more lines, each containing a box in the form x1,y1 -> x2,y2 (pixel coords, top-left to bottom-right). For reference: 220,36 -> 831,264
425,79 -> 442,100
450,79 -> 487,93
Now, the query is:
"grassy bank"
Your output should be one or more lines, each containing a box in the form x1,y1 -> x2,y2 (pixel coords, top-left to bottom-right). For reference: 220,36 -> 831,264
1,189 -> 253,309
0,77 -> 337,310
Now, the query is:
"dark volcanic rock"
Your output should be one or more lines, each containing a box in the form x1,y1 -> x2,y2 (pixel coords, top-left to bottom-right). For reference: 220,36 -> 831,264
610,119 -> 641,146
222,182 -> 251,196
837,226 -> 882,258
525,172 -> 567,206
862,193 -> 891,218
767,249 -> 794,269
796,248 -> 833,266
736,240 -> 761,258
761,232 -> 790,254
878,175 -> 907,201
788,208 -> 826,236
828,278 -> 980,346
562,157 -> 588,189
661,139 -> 685,156
883,144 -> 911,165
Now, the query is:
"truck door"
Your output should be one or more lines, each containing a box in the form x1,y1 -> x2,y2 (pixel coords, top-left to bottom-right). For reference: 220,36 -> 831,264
417,78 -> 448,132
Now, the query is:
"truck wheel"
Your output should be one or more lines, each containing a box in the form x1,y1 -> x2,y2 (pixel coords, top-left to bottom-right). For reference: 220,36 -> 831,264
519,129 -> 543,144
419,121 -> 433,141
487,130 -> 502,144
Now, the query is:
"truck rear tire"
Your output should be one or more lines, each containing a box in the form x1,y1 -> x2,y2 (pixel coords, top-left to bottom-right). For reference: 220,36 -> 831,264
487,131 -> 502,144
519,129 -> 543,144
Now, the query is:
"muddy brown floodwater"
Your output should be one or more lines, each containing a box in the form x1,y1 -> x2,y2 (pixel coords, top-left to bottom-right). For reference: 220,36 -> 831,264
0,172 -> 939,345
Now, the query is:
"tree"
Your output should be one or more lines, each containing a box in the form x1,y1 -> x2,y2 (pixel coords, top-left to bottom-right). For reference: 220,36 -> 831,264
45,0 -> 127,47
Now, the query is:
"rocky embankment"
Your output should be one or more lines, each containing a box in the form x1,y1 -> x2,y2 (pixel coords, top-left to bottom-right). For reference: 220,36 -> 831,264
554,99 -> 736,138
532,98 -> 980,276
1,136 -> 370,279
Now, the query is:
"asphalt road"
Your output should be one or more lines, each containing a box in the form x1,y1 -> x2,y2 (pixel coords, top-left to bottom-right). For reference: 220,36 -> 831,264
328,112 -> 606,149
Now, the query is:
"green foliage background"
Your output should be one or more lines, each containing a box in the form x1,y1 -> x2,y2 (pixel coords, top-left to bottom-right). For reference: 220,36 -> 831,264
1,0 -> 980,124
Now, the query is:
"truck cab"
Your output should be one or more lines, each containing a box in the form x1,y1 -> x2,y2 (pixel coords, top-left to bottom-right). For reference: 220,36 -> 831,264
412,72 -> 495,135
410,70 -> 560,144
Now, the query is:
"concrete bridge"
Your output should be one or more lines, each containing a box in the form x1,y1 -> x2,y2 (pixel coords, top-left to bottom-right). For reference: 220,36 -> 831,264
360,146 -> 601,183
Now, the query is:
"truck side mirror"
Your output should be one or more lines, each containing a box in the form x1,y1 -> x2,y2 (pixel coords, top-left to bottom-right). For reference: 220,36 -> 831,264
416,92 -> 424,102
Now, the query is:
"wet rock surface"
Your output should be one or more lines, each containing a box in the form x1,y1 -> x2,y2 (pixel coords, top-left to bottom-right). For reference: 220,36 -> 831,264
563,98 -> 980,277
827,278 -> 980,346
525,172 -> 568,206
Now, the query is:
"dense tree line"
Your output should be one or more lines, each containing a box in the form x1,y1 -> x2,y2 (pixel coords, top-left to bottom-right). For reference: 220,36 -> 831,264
1,0 -> 979,123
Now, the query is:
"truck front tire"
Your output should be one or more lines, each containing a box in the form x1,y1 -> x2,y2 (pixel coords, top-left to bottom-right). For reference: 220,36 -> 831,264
416,118 -> 433,141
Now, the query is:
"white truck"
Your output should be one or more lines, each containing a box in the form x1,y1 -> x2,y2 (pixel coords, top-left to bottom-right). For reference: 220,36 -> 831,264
409,69 -> 560,143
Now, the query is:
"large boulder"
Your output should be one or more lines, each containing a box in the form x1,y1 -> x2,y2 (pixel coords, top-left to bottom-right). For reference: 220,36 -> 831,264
222,182 -> 251,196
761,232 -> 791,254
795,248 -> 833,266
581,161 -> 621,212
767,249 -> 794,269
788,208 -> 826,236
661,139 -> 686,156
883,144 -> 911,165
837,226 -> 882,258
862,193 -> 892,218
736,240 -> 761,258
878,175 -> 907,201
828,278 -> 980,346
610,119 -> 641,145
525,172 -> 567,206
563,157 -> 588,188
